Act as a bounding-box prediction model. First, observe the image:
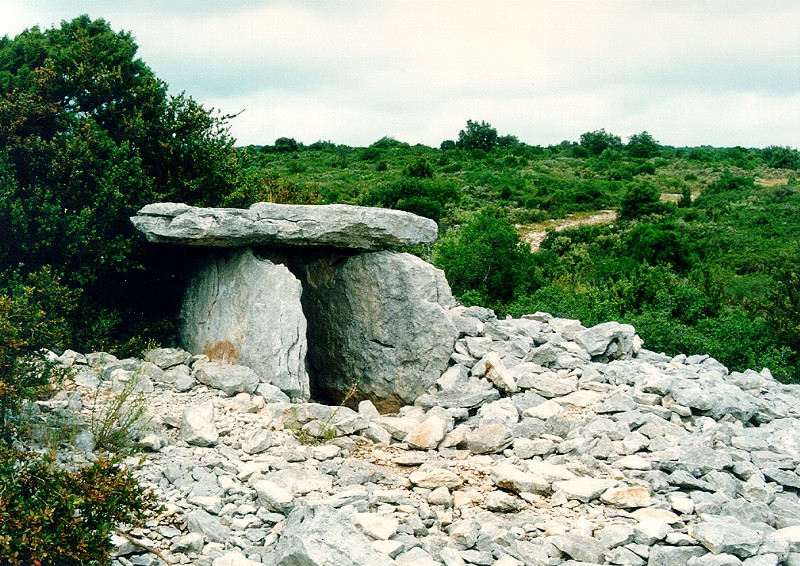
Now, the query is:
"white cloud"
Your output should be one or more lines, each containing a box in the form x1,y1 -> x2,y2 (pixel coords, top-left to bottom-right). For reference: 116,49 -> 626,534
1,0 -> 798,147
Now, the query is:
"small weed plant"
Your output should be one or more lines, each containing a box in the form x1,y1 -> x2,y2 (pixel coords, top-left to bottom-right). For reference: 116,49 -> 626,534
290,384 -> 358,445
87,366 -> 151,453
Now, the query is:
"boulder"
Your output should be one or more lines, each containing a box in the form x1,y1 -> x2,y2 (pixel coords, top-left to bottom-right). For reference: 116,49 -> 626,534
179,401 -> 218,447
131,201 -> 438,250
300,250 -> 457,412
574,321 -> 638,360
180,248 -> 309,399
273,504 -> 396,566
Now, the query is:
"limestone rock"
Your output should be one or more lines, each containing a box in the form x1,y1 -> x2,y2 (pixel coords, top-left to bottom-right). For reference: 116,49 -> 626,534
415,380 -> 500,410
491,463 -> 549,494
689,517 -> 764,558
405,415 -> 449,450
574,321 -> 638,360
253,479 -> 294,514
180,248 -> 308,399
132,201 -> 438,250
144,347 -> 191,369
482,352 -> 518,394
179,401 -> 218,447
301,250 -> 457,412
409,469 -> 464,489
273,503 -> 396,566
459,423 -> 514,454
600,485 -> 654,508
354,512 -> 399,540
194,362 -> 259,396
241,429 -> 273,454
185,509 -> 230,543
549,533 -> 606,563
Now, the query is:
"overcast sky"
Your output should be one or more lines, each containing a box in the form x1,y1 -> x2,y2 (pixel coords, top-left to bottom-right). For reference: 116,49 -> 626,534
2,0 -> 799,149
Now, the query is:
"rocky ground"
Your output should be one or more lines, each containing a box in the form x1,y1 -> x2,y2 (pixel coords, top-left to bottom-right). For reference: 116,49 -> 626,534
41,308 -> 800,566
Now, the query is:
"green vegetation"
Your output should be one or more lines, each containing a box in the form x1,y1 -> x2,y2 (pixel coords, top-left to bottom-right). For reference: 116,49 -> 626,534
1,13 -> 799,556
237,129 -> 800,382
0,15 -> 240,354
0,268 -> 159,565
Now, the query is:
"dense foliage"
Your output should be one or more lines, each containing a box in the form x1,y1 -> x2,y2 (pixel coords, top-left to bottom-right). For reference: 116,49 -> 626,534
242,129 -> 800,381
0,15 -> 240,352
0,269 -> 160,565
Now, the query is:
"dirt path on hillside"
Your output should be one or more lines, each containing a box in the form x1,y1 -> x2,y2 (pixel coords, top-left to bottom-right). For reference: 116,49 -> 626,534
520,210 -> 617,251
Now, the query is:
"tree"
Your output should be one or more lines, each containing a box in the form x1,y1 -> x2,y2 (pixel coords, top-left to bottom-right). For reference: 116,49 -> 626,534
274,136 -> 300,152
762,145 -> 800,170
618,181 -> 664,220
456,120 -> 498,152
434,209 -> 531,305
579,129 -> 623,156
626,131 -> 661,158
0,15 -> 240,350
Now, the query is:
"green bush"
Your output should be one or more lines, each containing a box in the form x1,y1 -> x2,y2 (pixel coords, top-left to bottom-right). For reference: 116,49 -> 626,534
0,15 -> 240,353
434,209 -> 532,307
363,178 -> 457,221
579,129 -> 623,156
456,120 -> 499,152
762,145 -> 800,170
618,181 -> 667,220
626,131 -> 661,159
405,158 -> 434,179
0,268 -> 160,564
624,221 -> 692,272
0,268 -> 76,443
0,448 -> 160,565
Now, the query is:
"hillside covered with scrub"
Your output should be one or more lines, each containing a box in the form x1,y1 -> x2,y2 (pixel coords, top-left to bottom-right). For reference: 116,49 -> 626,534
237,127 -> 800,383
1,17 -> 799,385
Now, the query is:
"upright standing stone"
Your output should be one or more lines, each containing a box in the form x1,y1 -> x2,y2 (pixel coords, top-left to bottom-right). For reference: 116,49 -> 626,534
300,250 -> 458,412
180,248 -> 309,399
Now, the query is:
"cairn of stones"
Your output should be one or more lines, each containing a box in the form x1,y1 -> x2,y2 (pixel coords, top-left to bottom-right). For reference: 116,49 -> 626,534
34,203 -> 800,565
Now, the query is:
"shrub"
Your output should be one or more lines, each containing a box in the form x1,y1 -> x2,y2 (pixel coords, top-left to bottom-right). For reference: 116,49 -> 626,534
363,178 -> 458,221
624,222 -> 692,273
626,131 -> 661,159
434,209 -> 532,306
762,145 -> 800,170
579,129 -> 623,156
224,171 -> 321,208
405,158 -> 434,179
456,120 -> 499,152
0,448 -> 161,565
0,268 -> 160,564
0,268 -> 77,443
273,137 -> 300,152
618,181 -> 666,220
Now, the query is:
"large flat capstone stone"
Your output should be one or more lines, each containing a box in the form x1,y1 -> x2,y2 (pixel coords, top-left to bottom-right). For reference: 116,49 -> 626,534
131,202 -> 438,250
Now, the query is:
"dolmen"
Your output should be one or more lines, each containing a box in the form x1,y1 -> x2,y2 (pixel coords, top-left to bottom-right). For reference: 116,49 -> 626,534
131,202 -> 459,412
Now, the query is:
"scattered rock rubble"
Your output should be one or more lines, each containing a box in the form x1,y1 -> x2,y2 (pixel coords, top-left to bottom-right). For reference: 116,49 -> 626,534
41,309 -> 800,566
